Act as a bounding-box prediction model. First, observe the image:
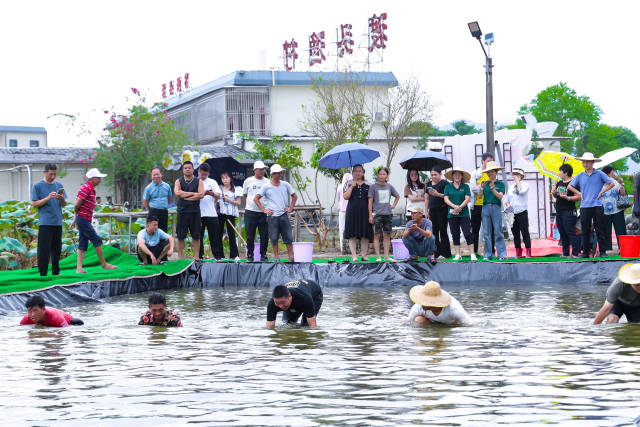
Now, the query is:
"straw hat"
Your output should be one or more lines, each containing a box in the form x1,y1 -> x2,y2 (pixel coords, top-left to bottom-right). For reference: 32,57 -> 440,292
618,263 -> 640,285
481,161 -> 505,173
510,167 -> 525,177
409,281 -> 452,307
575,152 -> 602,162
444,166 -> 471,183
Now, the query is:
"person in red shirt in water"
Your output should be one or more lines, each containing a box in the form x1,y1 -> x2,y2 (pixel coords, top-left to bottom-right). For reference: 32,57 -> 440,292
19,295 -> 84,327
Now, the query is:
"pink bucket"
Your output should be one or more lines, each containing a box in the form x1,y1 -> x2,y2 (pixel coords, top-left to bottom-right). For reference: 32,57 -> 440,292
244,243 -> 261,261
292,242 -> 314,262
392,239 -> 409,260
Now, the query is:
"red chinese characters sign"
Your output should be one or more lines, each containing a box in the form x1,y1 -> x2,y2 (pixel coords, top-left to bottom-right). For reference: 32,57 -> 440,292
337,24 -> 354,57
162,73 -> 191,99
308,31 -> 326,66
283,39 -> 298,71
368,13 -> 388,51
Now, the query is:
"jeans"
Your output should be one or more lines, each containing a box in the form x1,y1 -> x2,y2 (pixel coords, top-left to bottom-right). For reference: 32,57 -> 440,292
512,210 -> 532,249
603,211 -> 626,251
471,206 -> 494,254
77,215 -> 102,251
402,235 -> 436,258
580,206 -> 606,255
429,208 -> 451,258
37,225 -> 62,276
481,204 -> 506,258
244,210 -> 268,258
556,210 -> 580,256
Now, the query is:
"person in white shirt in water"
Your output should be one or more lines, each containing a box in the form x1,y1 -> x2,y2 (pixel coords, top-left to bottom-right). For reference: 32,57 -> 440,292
408,281 -> 474,326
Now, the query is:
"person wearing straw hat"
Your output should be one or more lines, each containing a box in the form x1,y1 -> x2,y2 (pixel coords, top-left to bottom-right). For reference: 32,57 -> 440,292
567,152 -> 615,258
505,167 -> 532,258
444,166 -> 476,262
408,281 -> 474,326
469,153 -> 495,257
401,205 -> 436,262
480,161 -> 508,260
593,263 -> 640,324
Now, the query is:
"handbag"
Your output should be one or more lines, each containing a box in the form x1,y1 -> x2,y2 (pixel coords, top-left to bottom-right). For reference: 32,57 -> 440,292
617,194 -> 632,210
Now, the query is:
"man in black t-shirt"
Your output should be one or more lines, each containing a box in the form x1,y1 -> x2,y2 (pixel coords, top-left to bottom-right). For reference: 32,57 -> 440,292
266,279 -> 323,329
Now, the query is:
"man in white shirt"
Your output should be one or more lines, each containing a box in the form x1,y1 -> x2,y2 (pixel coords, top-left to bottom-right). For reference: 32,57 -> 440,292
198,163 -> 223,259
408,281 -> 474,326
243,161 -> 270,261
505,167 -> 531,258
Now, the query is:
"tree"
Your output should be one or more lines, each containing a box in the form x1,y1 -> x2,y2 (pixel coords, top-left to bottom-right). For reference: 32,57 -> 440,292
450,120 -> 482,135
576,123 -> 619,162
95,88 -> 190,206
379,77 -> 435,169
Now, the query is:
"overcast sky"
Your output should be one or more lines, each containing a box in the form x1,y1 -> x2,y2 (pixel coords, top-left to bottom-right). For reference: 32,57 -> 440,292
1,0 -> 639,147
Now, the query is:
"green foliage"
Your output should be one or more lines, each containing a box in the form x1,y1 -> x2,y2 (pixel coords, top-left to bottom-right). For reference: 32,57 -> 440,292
412,120 -> 482,150
621,175 -> 635,196
95,88 -> 190,205
576,124 -> 622,168
613,127 -> 640,163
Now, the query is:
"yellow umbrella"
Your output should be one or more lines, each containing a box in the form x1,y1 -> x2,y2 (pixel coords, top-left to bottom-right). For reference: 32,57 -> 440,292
534,151 -> 584,181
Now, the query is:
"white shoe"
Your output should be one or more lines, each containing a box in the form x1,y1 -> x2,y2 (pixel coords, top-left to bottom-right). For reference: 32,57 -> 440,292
453,254 -> 462,261
234,256 -> 240,262
470,253 -> 478,262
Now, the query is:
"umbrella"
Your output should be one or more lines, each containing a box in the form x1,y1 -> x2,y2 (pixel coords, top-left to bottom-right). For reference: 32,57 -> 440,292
318,142 -> 380,170
597,147 -> 638,168
534,151 -> 584,181
203,157 -> 247,187
399,151 -> 452,171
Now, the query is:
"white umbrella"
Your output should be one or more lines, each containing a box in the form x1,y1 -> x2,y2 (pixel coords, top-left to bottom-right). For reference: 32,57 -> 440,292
597,147 -> 637,168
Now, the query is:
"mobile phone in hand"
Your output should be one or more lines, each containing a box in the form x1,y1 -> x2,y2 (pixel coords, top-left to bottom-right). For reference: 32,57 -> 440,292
57,188 -> 65,195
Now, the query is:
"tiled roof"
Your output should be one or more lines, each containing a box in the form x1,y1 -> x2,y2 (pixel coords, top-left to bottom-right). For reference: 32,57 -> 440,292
0,125 -> 47,134
0,147 -> 94,164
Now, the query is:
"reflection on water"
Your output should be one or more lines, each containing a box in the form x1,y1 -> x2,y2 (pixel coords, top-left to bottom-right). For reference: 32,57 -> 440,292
1,284 -> 639,425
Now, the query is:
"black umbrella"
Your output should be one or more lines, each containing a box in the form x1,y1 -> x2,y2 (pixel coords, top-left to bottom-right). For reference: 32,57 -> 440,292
399,151 -> 452,171
204,157 -> 247,187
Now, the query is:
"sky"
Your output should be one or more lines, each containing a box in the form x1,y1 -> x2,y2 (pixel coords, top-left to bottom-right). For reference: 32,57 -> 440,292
1,0 -> 639,147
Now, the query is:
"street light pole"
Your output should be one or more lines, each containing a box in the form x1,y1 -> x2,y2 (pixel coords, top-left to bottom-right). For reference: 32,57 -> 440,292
468,21 -> 495,158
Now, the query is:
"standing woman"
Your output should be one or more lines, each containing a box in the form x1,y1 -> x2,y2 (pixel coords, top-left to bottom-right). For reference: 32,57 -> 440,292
218,171 -> 242,260
368,167 -> 400,261
337,173 -> 353,254
404,169 -> 425,222
343,165 -> 373,262
505,168 -> 531,258
480,161 -> 508,260
600,165 -> 627,253
444,167 -> 476,262
425,166 -> 452,259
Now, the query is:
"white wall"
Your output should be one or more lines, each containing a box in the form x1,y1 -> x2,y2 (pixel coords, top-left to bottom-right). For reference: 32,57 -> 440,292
1,132 -> 47,148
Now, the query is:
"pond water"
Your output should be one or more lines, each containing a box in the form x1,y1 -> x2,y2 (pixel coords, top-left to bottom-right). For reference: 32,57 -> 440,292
1,284 -> 639,425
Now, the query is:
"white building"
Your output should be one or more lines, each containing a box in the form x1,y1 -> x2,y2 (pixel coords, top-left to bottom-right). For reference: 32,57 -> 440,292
0,125 -> 47,148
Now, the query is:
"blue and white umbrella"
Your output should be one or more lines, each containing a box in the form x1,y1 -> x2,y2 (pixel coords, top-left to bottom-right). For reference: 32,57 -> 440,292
318,142 -> 381,170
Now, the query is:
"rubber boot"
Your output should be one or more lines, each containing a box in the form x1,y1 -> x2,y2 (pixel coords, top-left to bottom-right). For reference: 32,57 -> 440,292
525,248 -> 532,258
515,248 -> 522,258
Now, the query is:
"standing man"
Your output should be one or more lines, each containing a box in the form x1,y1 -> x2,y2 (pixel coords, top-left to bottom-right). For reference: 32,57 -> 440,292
266,279 -> 323,329
143,166 -> 172,232
243,160 -> 269,261
31,163 -> 66,276
197,163 -> 223,259
71,168 -> 118,273
567,152 -> 615,258
425,166 -> 451,259
254,164 -> 298,261
469,153 -> 495,257
174,161 -> 204,260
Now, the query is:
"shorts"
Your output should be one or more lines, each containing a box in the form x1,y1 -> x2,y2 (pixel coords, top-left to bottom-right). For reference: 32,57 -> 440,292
267,214 -> 293,245
611,300 -> 640,323
137,239 -> 169,263
282,290 -> 324,326
176,212 -> 201,240
373,214 -> 393,234
76,215 -> 103,251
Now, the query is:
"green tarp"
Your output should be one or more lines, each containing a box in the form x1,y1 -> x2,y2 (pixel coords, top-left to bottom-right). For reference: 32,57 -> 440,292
0,245 -> 192,296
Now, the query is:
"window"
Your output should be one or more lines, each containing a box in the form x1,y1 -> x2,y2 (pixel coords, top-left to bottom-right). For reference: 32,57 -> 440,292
9,139 -> 17,147
29,140 -> 39,147
474,144 -> 484,169
444,145 -> 454,166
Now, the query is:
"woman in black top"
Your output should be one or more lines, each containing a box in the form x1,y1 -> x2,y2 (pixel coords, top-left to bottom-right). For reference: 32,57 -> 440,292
552,163 -> 581,257
343,165 -> 373,261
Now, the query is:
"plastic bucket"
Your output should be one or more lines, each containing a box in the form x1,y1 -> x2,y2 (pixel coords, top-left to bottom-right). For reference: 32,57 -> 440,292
392,239 -> 410,260
244,243 -> 261,261
619,235 -> 640,258
292,242 -> 314,262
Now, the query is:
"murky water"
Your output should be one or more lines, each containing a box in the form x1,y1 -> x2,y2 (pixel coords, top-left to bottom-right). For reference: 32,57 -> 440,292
1,284 -> 639,425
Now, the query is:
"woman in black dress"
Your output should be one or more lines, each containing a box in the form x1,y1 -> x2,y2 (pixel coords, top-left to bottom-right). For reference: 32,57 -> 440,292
343,164 -> 373,261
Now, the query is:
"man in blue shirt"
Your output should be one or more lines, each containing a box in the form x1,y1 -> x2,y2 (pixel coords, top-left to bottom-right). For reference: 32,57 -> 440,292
402,206 -> 436,262
31,163 -> 66,276
143,166 -> 173,232
568,152 -> 615,258
137,215 -> 174,265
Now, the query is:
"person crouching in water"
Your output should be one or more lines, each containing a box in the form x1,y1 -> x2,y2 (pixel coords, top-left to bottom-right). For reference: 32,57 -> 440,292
443,166 -> 476,262
138,292 -> 182,327
20,295 -> 84,327
505,167 -> 532,258
266,279 -> 323,329
593,263 -> 640,324
408,281 -> 474,326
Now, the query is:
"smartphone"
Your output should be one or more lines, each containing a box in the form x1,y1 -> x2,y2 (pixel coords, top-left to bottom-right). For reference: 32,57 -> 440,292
57,188 -> 65,195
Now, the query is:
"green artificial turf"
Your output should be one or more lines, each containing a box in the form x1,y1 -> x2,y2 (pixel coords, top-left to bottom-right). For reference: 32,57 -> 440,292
0,245 -> 192,296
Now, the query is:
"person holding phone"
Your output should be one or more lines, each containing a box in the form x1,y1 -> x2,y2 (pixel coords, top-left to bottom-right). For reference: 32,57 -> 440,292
31,163 -> 66,276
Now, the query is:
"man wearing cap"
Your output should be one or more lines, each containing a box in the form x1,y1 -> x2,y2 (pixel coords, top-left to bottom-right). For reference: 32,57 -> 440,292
266,279 -> 323,329
408,281 -> 474,326
243,161 -> 270,261
480,161 -> 508,260
567,152 -> 615,258
505,168 -> 531,258
593,263 -> 640,324
143,166 -> 172,232
401,206 -> 436,261
71,168 -> 118,273
254,164 -> 298,261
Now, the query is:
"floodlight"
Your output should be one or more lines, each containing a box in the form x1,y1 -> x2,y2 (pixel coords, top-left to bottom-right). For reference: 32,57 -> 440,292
468,21 -> 482,39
